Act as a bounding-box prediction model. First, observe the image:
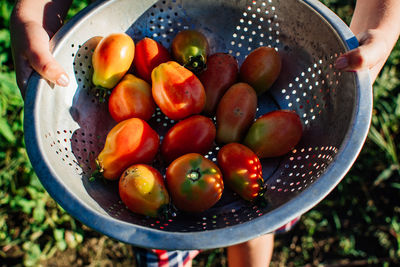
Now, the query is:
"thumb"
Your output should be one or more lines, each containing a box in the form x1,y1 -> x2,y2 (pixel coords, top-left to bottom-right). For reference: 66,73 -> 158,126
335,30 -> 389,75
24,24 -> 69,87
26,41 -> 70,87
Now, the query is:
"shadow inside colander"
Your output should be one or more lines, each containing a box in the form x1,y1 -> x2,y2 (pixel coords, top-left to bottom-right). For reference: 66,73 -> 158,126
67,36 -> 124,215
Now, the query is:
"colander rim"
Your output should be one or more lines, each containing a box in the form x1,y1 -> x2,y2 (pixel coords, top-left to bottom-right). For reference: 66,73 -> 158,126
24,0 -> 372,250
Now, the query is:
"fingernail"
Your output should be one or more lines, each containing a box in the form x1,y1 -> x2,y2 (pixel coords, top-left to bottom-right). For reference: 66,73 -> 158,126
57,74 -> 69,87
335,56 -> 348,69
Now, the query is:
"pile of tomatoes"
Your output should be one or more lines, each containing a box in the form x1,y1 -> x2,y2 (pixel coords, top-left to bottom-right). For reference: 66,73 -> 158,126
89,30 -> 303,218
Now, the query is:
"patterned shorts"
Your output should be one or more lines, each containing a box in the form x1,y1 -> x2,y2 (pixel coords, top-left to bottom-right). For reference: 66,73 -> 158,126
134,217 -> 300,267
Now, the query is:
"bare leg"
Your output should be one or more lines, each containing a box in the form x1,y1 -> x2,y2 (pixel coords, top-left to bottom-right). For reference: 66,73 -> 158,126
184,260 -> 193,267
227,233 -> 274,267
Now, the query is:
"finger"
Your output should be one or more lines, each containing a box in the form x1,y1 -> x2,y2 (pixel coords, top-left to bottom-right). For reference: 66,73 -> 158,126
24,29 -> 69,87
26,45 -> 70,87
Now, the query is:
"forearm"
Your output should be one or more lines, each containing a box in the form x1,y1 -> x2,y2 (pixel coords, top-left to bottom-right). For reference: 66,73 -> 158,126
351,0 -> 400,51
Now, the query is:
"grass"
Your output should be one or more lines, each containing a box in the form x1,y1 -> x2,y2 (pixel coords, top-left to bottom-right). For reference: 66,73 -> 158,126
1,0 -> 399,266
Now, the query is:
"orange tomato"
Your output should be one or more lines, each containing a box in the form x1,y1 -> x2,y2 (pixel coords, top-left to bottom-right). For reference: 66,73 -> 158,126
95,118 -> 159,180
92,33 -> 135,89
151,61 -> 206,120
108,74 -> 155,122
119,164 -> 170,218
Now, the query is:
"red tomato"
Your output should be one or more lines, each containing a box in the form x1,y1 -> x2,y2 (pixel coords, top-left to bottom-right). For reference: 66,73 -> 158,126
216,83 -> 257,144
166,153 -> 224,212
239,46 -> 281,95
198,53 -> 239,115
151,61 -> 206,120
119,164 -> 170,218
161,115 -> 216,163
244,110 -> 303,158
217,143 -> 263,201
108,74 -> 156,122
95,118 -> 159,180
133,37 -> 171,83
92,33 -> 135,89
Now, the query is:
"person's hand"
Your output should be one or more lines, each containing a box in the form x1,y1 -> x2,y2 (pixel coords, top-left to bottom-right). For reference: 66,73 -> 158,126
335,29 -> 393,82
10,0 -> 72,99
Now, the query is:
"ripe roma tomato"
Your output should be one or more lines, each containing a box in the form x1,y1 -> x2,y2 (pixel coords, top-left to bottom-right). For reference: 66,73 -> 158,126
216,83 -> 257,144
239,46 -> 282,95
166,153 -> 224,212
95,118 -> 159,180
119,164 -> 170,218
108,74 -> 155,122
161,115 -> 216,163
198,53 -> 239,115
92,33 -> 135,89
244,110 -> 303,158
217,143 -> 263,201
133,37 -> 171,83
151,61 -> 206,120
171,30 -> 209,73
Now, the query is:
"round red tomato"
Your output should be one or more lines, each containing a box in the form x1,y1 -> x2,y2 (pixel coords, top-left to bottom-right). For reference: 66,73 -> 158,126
108,74 -> 156,122
217,143 -> 263,201
119,164 -> 170,218
161,115 -> 216,163
166,153 -> 224,212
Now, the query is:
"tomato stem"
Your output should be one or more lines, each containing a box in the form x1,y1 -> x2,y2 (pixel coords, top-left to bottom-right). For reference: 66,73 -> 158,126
184,55 -> 206,74
90,86 -> 111,103
89,159 -> 104,181
187,168 -> 202,182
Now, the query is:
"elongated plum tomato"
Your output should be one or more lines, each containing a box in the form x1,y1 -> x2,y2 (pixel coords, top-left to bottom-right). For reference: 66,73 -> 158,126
119,164 -> 169,218
133,37 -> 171,83
96,118 -> 159,180
239,46 -> 281,95
216,82 -> 257,144
166,153 -> 224,213
244,110 -> 303,158
161,115 -> 216,163
92,33 -> 135,89
198,53 -> 239,115
108,74 -> 155,122
171,30 -> 209,73
151,61 -> 206,120
217,143 -> 263,201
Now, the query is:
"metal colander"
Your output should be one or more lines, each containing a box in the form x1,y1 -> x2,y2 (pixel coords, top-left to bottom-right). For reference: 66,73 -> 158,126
24,0 -> 372,250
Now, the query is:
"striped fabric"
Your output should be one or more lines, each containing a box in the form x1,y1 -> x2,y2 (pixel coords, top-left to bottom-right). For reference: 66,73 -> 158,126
134,217 -> 300,267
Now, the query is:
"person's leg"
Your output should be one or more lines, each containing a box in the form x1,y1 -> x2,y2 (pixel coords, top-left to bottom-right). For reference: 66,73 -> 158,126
227,233 -> 274,267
